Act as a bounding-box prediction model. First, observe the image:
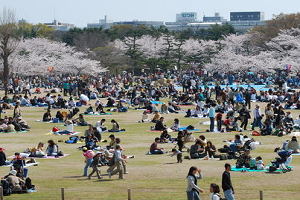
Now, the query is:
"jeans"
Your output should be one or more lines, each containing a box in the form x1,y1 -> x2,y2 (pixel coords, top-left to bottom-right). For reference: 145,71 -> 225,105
224,189 -> 235,200
187,190 -> 201,200
83,158 -> 93,176
252,118 -> 262,130
210,117 -> 215,132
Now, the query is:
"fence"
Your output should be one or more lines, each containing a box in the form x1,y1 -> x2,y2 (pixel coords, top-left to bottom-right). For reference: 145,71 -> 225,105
0,187 -> 299,200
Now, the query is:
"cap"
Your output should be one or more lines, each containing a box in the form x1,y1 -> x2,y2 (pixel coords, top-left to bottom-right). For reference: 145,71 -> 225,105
10,170 -> 17,176
0,147 -> 5,151
82,147 -> 88,151
109,134 -> 115,138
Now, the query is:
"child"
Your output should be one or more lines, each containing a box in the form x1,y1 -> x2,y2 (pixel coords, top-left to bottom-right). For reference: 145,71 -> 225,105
88,152 -> 103,179
171,148 -> 182,163
255,156 -> 264,170
209,183 -> 221,200
177,135 -> 184,152
216,112 -> 223,132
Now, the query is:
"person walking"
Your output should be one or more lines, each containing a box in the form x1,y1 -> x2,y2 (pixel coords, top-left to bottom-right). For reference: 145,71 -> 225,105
88,152 -> 103,179
108,145 -> 125,179
222,163 -> 235,200
82,147 -> 95,177
209,104 -> 216,132
186,166 -> 203,200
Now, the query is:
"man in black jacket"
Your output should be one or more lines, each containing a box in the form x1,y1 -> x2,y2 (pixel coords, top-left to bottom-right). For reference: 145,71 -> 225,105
222,163 -> 235,200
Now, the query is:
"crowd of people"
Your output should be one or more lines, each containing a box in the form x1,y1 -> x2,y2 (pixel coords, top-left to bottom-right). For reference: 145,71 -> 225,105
0,69 -> 299,198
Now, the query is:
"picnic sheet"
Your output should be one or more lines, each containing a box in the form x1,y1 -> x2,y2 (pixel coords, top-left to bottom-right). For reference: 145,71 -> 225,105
1,162 -> 40,168
45,131 -> 81,136
83,113 -> 112,115
8,153 -> 70,159
231,166 -> 293,172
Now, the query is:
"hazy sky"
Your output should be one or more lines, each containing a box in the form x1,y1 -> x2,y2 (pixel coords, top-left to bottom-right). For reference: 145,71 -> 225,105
1,0 -> 300,27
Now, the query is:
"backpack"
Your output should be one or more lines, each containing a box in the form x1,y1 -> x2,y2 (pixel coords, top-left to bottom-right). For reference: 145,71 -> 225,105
186,125 -> 195,130
1,180 -> 12,196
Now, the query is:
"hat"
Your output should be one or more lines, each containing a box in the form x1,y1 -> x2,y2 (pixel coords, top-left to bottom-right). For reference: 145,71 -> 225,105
0,147 -> 5,151
10,170 -> 17,176
82,147 -> 88,151
96,151 -> 102,155
256,104 -> 260,107
16,100 -> 21,103
17,116 -> 22,120
109,134 -> 115,138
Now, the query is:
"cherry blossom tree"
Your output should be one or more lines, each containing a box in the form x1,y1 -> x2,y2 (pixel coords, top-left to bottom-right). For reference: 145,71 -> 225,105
5,37 -> 106,76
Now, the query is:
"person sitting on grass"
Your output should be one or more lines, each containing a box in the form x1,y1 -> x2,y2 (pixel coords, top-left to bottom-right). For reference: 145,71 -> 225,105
75,114 -> 87,126
55,111 -> 64,121
236,149 -> 251,168
150,137 -> 165,154
205,141 -> 219,158
152,111 -> 161,123
190,140 -> 207,159
170,118 -> 180,131
154,117 -> 166,131
5,170 -> 26,193
160,130 -> 172,143
42,109 -> 52,122
109,119 -> 120,132
46,140 -> 58,156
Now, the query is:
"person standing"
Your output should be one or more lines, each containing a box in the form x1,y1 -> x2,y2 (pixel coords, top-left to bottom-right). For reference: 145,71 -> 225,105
108,145 -> 125,179
222,163 -> 235,200
186,166 -> 203,200
209,104 -> 216,132
251,104 -> 262,130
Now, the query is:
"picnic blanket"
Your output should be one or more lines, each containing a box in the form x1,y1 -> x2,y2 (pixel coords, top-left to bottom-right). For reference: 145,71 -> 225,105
45,131 -> 81,136
2,162 -> 39,168
83,113 -> 112,115
179,127 -> 199,131
8,153 -> 70,159
231,166 -> 293,172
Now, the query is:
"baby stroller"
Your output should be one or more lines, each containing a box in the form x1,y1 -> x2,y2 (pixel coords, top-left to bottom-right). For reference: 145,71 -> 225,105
269,148 -> 292,173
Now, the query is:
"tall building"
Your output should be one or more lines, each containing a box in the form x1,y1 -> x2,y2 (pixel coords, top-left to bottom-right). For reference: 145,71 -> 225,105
230,11 -> 265,21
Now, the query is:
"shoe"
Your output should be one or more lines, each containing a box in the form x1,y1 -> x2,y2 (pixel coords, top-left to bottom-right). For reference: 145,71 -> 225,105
119,177 -> 125,180
98,176 -> 103,179
108,172 -> 111,179
82,175 -> 87,177
87,177 -> 91,179
124,172 -> 129,174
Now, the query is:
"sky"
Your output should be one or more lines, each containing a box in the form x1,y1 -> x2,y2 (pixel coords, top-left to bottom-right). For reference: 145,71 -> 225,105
1,0 -> 300,28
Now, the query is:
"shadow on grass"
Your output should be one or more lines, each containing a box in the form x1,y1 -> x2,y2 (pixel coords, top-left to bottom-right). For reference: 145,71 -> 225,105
264,171 -> 282,174
165,162 -> 177,164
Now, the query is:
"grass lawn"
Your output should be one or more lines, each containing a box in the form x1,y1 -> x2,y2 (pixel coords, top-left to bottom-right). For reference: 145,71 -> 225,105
0,96 -> 300,200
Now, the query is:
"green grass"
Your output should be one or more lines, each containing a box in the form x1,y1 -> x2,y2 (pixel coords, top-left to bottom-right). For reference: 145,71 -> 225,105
0,97 -> 300,199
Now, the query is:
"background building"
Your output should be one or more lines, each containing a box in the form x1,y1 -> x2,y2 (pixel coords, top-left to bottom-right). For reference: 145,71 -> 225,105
230,11 -> 265,21
44,20 -> 74,31
203,13 -> 227,22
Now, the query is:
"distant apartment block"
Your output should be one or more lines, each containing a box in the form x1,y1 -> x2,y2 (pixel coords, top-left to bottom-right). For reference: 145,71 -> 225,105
230,11 -> 265,21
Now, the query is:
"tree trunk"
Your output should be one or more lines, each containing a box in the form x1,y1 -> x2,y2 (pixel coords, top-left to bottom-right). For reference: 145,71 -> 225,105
3,55 -> 9,90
